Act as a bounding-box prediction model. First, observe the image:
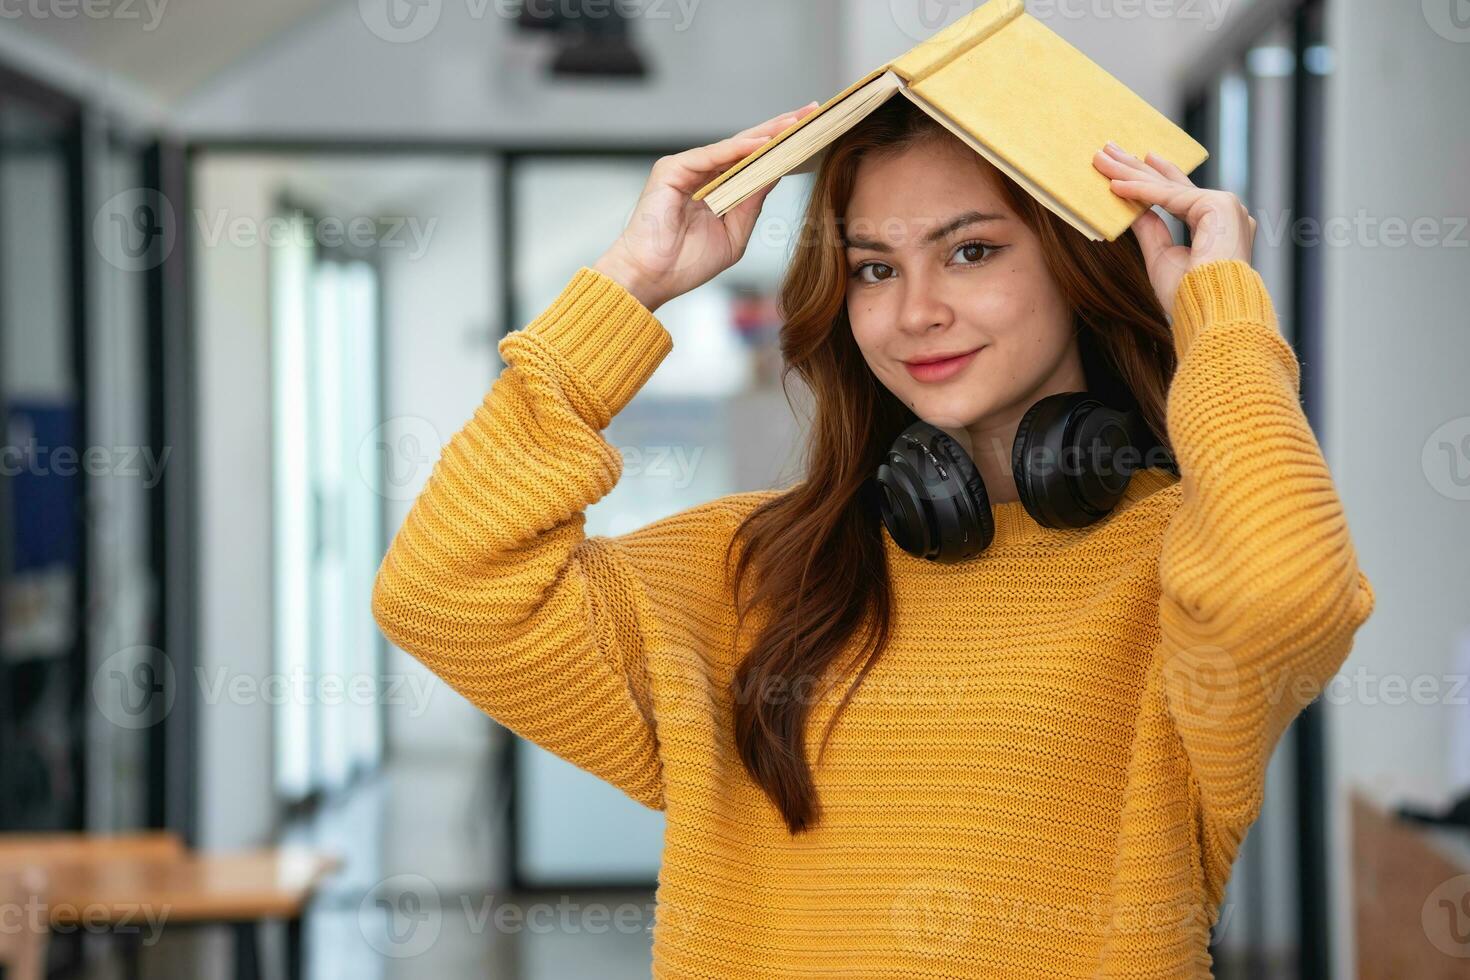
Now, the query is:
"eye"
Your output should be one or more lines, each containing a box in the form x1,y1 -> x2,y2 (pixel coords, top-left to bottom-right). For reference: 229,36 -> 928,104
850,261 -> 895,285
952,240 -> 1002,265
848,241 -> 1003,285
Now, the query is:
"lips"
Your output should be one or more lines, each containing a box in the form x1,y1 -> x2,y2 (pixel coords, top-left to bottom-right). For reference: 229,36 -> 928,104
903,347 -> 982,383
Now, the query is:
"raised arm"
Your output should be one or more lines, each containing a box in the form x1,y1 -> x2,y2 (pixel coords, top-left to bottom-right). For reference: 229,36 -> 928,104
371,268 -> 677,809
372,103 -> 821,810
1151,259 -> 1375,882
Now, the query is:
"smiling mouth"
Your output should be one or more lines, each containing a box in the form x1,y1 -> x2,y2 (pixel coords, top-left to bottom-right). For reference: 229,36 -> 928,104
902,347 -> 982,382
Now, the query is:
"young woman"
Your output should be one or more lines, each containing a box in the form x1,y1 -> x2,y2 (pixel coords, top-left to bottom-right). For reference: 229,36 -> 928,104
372,96 -> 1374,977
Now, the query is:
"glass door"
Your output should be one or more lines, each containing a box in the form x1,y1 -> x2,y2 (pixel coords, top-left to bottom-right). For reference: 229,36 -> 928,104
0,74 -> 87,832
271,203 -> 386,804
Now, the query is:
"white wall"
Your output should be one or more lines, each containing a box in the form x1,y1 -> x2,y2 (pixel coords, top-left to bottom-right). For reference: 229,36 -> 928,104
1320,2 -> 1470,976
377,161 -> 503,757
191,155 -> 282,848
175,0 -> 845,141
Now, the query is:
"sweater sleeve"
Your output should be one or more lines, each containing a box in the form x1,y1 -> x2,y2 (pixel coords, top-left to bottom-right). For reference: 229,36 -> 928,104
370,267 -> 677,811
1152,259 -> 1375,886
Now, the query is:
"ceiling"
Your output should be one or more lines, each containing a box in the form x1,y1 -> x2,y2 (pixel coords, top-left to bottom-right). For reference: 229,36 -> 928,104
5,0 -> 338,103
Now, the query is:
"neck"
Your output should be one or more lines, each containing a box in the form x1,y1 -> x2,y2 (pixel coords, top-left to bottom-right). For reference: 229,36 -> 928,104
939,346 -> 1088,506
947,410 -> 1027,505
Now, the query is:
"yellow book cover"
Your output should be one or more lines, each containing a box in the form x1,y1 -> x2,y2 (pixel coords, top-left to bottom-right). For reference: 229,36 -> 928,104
693,0 -> 1208,242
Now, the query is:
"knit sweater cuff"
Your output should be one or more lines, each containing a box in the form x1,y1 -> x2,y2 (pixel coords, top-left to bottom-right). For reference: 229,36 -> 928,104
1169,259 -> 1277,359
515,266 -> 674,420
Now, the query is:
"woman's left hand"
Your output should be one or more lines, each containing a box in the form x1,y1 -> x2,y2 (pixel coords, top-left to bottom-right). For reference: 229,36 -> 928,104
1093,142 -> 1257,316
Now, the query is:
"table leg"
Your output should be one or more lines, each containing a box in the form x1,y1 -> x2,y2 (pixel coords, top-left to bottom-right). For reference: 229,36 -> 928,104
231,921 -> 260,980
121,928 -> 142,980
286,915 -> 304,980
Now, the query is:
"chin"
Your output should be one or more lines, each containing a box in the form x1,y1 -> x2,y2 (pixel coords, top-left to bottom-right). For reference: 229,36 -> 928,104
907,393 -> 990,431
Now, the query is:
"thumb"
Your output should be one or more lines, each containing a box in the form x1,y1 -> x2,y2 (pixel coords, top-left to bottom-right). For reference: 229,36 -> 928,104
1129,207 -> 1174,266
722,180 -> 777,258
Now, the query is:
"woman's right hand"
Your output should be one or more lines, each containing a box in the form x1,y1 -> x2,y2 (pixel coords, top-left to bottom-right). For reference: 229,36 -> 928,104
593,101 -> 821,313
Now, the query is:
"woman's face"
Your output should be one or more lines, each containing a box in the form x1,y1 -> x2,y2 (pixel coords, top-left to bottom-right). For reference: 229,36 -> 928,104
843,135 -> 1079,432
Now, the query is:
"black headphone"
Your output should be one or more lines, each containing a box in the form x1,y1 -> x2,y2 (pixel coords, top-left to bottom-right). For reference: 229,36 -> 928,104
866,392 -> 1157,564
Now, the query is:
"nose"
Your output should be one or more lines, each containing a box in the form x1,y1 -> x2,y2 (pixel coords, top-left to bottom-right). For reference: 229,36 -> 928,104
895,270 -> 954,335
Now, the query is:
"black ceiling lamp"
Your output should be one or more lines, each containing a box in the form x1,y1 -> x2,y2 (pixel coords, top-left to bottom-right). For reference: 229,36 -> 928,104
514,0 -> 560,32
514,0 -> 649,80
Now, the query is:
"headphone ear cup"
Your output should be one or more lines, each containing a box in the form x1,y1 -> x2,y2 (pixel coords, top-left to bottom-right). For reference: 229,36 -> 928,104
1013,392 -> 1137,528
1011,393 -> 1088,525
930,427 -> 995,559
1010,398 -> 1047,510
874,421 -> 994,563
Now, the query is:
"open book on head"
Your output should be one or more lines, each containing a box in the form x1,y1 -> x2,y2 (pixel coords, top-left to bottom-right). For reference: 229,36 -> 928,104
692,0 -> 1208,243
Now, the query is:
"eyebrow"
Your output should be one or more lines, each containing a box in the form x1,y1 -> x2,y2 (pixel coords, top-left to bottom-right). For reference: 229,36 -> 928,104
842,210 -> 1007,252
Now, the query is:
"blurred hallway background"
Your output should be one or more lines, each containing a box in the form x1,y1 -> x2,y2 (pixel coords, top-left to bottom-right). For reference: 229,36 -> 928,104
0,1 -> 1466,977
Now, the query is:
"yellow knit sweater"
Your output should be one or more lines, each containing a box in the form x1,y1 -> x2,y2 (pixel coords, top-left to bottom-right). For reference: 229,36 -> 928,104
371,258 -> 1374,978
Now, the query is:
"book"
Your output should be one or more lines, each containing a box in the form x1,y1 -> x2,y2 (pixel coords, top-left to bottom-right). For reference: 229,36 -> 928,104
692,0 -> 1208,243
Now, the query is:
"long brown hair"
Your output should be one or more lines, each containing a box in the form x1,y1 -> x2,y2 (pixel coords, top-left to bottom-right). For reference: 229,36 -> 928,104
723,96 -> 1177,834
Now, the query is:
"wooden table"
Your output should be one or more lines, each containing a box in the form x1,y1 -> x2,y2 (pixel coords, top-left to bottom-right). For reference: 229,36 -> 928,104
1351,789 -> 1470,978
0,835 -> 340,980
0,831 -> 184,863
0,832 -> 184,978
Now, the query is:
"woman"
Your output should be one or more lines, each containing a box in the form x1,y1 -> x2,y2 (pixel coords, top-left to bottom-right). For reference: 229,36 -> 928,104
372,95 -> 1374,977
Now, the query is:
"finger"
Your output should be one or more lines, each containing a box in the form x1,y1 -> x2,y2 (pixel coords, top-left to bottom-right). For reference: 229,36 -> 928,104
1144,151 -> 1195,186
655,134 -> 779,193
736,101 -> 820,140
734,112 -> 798,141
1103,145 -> 1198,197
1105,177 -> 1210,226
659,102 -> 822,195
1094,147 -> 1163,183
1099,142 -> 1167,179
663,103 -> 821,190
